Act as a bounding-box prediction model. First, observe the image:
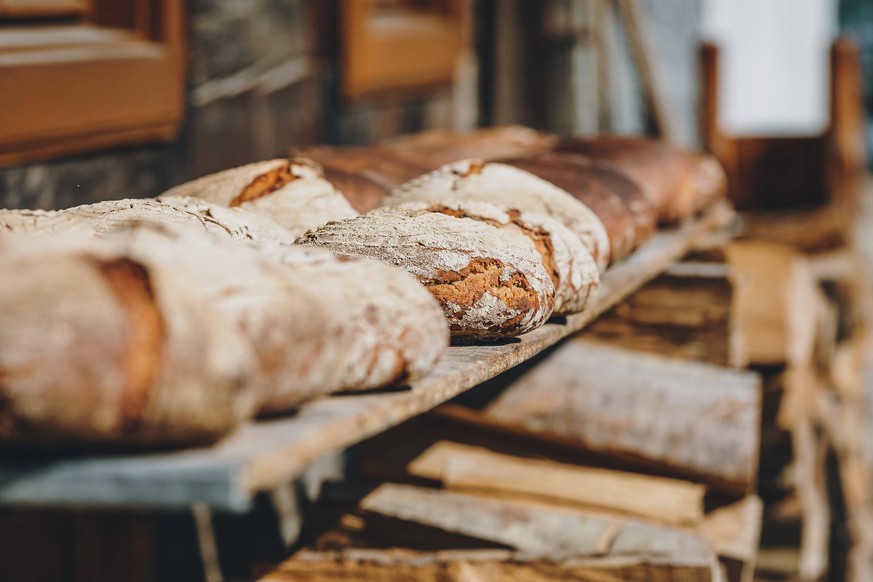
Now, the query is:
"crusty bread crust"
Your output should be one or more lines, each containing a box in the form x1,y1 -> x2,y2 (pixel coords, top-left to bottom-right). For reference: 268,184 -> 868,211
298,212 -> 555,341
555,136 -> 727,223
0,197 -> 295,248
160,158 -> 358,237
383,160 -> 611,272
372,199 -> 599,315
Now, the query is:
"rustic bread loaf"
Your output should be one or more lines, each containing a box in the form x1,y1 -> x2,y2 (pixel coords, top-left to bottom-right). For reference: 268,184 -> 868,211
382,160 -> 611,272
0,197 -> 294,247
159,158 -> 358,237
372,200 -> 599,315
109,226 -> 448,414
0,223 -> 449,445
555,136 -> 727,223
297,212 -> 556,341
502,152 -> 658,262
380,126 -> 557,170
0,231 -> 255,447
293,146 -> 427,213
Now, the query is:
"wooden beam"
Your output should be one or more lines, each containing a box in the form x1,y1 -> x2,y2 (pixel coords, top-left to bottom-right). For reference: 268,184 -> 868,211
481,340 -> 761,491
407,442 -> 706,526
358,484 -> 714,562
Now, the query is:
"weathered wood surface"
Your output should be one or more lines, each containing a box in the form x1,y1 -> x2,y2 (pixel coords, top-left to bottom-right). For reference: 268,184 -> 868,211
697,496 -> 762,582
356,484 -> 714,563
262,549 -> 717,582
408,441 -> 706,526
726,241 -> 830,367
582,262 -> 744,367
481,340 -> 761,492
0,204 -> 732,512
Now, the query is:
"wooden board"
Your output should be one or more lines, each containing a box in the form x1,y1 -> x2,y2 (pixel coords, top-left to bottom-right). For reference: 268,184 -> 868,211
263,549 -> 717,582
480,340 -> 762,492
0,204 -> 732,512
354,484 -> 713,563
407,441 -> 707,526
582,262 -> 744,367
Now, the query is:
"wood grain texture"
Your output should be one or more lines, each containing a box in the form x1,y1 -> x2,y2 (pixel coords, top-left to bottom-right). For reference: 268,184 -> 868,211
0,203 -> 732,511
407,442 -> 706,525
482,340 -> 761,492
263,549 -> 715,582
357,484 -> 713,561
581,263 -> 744,367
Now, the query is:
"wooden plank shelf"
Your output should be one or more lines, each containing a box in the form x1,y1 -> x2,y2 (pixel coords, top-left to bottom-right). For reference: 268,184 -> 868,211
0,203 -> 733,513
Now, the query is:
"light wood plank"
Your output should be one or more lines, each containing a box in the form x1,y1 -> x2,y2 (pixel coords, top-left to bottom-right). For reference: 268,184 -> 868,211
263,549 -> 716,582
482,340 -> 761,491
358,484 -> 713,561
407,442 -> 706,526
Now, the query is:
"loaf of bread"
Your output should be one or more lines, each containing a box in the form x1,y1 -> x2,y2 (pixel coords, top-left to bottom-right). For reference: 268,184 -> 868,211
0,223 -> 449,445
297,212 -> 556,341
159,158 -> 358,237
501,152 -> 657,262
0,197 -> 294,248
0,231 -> 256,446
380,126 -> 557,170
293,146 -> 427,213
555,136 -> 727,223
382,160 -> 611,272
372,199 -> 599,315
256,244 -> 449,411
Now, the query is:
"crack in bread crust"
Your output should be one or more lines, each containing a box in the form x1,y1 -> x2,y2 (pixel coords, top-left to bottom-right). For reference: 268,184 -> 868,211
97,259 -> 165,432
231,158 -> 324,208
423,258 -> 539,336
431,206 -> 560,289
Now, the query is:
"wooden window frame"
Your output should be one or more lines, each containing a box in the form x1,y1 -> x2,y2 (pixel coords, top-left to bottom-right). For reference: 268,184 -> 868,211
0,0 -> 185,167
341,0 -> 466,102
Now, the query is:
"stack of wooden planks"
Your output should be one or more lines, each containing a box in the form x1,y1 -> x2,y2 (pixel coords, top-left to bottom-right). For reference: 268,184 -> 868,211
265,215 -> 871,581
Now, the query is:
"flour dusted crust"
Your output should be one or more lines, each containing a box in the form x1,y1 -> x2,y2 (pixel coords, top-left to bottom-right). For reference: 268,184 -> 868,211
159,158 -> 358,237
0,198 -> 295,248
383,160 -> 611,272
109,227 -> 447,414
0,233 -> 255,446
297,213 -> 556,341
372,199 -> 599,315
271,257 -> 449,405
0,224 -> 449,444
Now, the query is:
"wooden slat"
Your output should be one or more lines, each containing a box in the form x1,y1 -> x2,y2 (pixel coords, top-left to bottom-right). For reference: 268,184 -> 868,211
264,549 -> 716,582
481,340 -> 761,492
0,204 -> 732,512
357,484 -> 714,562
407,442 -> 707,525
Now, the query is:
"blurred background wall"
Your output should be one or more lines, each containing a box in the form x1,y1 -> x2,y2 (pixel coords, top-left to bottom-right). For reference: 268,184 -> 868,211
0,0 -> 870,211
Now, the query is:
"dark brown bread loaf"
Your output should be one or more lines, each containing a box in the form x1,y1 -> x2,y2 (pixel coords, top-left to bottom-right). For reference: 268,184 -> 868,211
298,212 -> 556,341
159,158 -> 358,237
293,146 -> 428,213
380,126 -> 557,170
501,152 -> 657,262
555,136 -> 727,223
